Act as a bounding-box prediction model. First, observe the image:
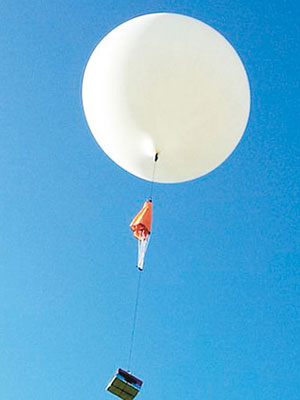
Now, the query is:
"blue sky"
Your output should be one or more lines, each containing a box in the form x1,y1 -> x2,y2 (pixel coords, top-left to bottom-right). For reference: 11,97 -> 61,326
0,1 -> 299,399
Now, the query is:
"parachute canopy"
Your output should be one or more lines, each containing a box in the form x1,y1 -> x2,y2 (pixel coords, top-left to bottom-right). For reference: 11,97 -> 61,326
130,201 -> 152,270
82,13 -> 250,183
130,201 -> 152,240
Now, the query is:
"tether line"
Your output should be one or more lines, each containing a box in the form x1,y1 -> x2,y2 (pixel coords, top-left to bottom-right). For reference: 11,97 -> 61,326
127,271 -> 142,371
127,153 -> 158,371
149,152 -> 159,200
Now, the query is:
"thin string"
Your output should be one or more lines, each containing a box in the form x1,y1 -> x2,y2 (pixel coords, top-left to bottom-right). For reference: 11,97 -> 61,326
149,153 -> 159,200
127,271 -> 142,372
127,153 -> 158,372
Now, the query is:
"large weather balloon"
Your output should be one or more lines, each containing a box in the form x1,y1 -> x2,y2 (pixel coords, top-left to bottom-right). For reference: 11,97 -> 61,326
82,13 -> 250,183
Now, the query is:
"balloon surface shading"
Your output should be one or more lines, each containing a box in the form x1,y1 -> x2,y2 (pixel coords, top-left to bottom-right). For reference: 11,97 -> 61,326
82,13 -> 250,183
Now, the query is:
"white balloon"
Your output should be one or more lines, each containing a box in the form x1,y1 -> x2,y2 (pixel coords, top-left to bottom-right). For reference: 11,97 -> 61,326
82,13 -> 250,183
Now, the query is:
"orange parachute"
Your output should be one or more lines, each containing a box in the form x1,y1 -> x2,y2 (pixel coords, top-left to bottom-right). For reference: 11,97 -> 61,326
130,200 -> 152,240
130,200 -> 152,270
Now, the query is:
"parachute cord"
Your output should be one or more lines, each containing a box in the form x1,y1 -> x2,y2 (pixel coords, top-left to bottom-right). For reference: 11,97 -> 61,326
127,152 -> 157,371
127,271 -> 143,372
149,153 -> 159,200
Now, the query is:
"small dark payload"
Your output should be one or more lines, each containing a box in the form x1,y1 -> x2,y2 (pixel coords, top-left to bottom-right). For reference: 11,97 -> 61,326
106,368 -> 143,400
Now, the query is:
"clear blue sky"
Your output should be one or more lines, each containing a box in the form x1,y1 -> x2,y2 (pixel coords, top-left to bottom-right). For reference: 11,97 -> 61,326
0,1 -> 299,399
